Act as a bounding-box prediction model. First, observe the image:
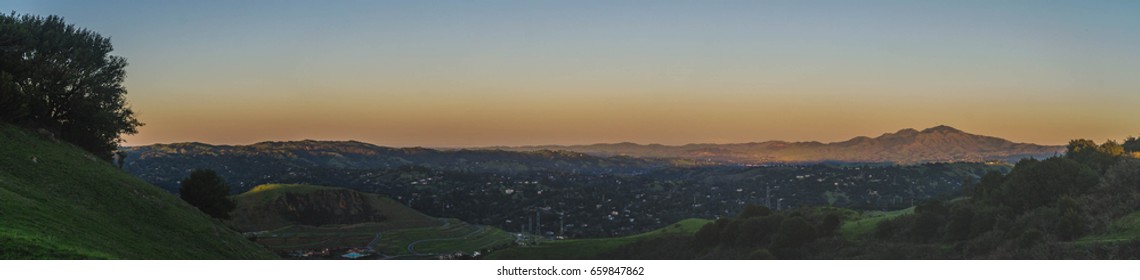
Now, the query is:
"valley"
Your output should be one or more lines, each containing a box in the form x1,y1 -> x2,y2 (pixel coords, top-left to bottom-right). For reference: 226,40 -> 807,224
112,125 -> 1140,259
5,2 -> 1140,272
5,121 -> 1137,260
123,133 -> 1009,239
115,126 -> 1106,259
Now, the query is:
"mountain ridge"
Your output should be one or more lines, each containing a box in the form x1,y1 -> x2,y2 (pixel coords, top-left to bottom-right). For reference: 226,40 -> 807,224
127,126 -> 1062,167
495,125 -> 1063,164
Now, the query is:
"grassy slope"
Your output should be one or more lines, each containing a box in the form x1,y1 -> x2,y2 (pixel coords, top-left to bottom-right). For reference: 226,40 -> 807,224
232,184 -> 514,256
0,124 -> 276,259
485,218 -> 710,260
230,183 -> 439,232
372,218 -> 515,256
1077,211 -> 1140,244
839,207 -> 915,241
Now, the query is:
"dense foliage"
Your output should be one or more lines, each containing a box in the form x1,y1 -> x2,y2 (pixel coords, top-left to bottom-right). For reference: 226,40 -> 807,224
1122,137 -> 1140,154
0,13 -> 141,160
179,169 -> 236,220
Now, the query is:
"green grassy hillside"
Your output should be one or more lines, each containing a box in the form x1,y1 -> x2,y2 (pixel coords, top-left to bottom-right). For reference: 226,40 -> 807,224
231,184 -> 514,258
1077,211 -> 1140,244
0,124 -> 277,259
231,183 -> 439,232
839,207 -> 916,241
486,218 -> 710,260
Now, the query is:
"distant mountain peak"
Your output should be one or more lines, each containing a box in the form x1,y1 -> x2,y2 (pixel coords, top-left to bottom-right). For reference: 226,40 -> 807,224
921,125 -> 963,134
888,128 -> 919,136
882,126 -> 965,138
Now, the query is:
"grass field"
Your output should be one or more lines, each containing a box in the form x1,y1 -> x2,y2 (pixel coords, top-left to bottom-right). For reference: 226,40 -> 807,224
378,219 -> 516,256
0,124 -> 276,259
232,184 -> 516,258
249,217 -> 515,258
231,183 -> 517,258
485,218 -> 710,260
839,207 -> 915,241
1076,211 -> 1140,244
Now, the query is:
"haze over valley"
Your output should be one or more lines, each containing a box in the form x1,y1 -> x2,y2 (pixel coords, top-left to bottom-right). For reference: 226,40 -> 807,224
119,126 -> 1048,241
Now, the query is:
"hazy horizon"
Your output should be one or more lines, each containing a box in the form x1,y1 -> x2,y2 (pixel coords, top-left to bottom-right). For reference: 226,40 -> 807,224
121,124 -> 1071,149
9,1 -> 1140,147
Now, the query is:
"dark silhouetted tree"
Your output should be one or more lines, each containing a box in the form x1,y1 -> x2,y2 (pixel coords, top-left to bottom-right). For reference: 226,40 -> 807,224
1055,196 -> 1084,241
818,213 -> 842,237
995,157 -> 1098,212
179,169 -> 235,219
770,217 -> 816,259
1124,137 -> 1140,154
0,13 -> 141,160
736,215 -> 782,246
738,204 -> 772,219
771,217 -> 816,249
945,207 -> 974,241
970,171 -> 1006,199
693,219 -> 727,247
911,200 -> 948,242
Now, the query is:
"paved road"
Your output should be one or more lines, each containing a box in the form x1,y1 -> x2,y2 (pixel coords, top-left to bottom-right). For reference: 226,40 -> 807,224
365,232 -> 383,250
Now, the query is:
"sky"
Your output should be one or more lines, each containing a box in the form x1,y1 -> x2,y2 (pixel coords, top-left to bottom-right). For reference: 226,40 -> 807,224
6,0 -> 1140,147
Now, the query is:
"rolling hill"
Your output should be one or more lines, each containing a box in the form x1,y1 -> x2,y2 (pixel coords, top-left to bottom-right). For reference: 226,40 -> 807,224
230,184 -> 438,232
229,184 -> 515,258
501,125 -> 1064,164
0,124 -> 276,259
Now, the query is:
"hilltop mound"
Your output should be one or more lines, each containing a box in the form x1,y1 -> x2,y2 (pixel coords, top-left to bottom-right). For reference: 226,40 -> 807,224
230,184 -> 437,232
0,124 -> 275,259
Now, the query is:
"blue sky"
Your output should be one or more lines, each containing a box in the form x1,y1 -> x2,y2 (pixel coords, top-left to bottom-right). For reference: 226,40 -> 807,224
6,1 -> 1140,146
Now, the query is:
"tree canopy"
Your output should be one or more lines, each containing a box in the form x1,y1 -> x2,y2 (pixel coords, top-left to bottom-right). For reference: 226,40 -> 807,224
992,157 -> 1098,212
1065,139 -> 1124,173
179,169 -> 236,220
1124,136 -> 1140,154
0,13 -> 141,160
